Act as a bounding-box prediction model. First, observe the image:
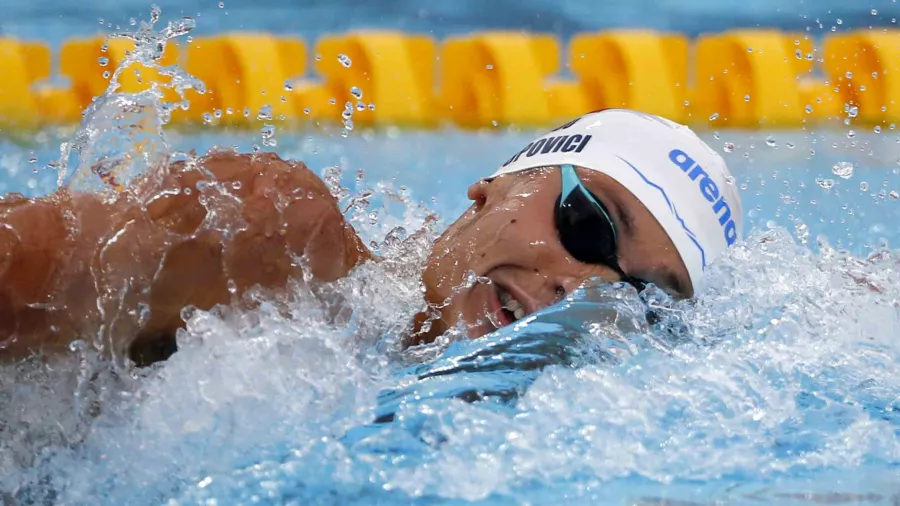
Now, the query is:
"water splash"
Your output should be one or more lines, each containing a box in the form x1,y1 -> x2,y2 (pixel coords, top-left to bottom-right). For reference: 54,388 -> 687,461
57,6 -> 205,200
3,223 -> 900,503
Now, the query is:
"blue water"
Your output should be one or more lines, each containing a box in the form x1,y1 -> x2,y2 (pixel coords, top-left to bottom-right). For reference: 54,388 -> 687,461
2,0 -> 900,61
2,5 -> 900,506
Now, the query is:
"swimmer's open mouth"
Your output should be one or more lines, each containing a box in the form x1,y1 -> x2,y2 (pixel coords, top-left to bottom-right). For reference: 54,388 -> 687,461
487,282 -> 529,329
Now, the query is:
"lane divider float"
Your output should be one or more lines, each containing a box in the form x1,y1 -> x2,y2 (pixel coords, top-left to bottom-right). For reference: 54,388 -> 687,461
0,29 -> 897,129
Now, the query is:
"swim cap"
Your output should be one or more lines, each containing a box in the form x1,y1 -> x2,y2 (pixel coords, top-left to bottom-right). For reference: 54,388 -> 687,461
491,109 -> 743,293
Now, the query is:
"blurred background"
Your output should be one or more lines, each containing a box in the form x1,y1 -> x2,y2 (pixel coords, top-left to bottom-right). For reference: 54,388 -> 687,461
3,0 -> 900,44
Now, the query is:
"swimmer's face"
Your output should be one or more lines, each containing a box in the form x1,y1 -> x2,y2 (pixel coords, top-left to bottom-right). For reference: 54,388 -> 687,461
416,166 -> 691,343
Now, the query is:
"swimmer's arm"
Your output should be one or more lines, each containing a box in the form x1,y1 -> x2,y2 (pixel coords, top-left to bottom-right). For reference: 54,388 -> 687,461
126,152 -> 372,362
0,191 -> 117,359
0,152 -> 371,362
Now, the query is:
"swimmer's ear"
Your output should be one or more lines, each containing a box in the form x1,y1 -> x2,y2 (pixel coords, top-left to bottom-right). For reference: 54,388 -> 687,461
467,180 -> 490,210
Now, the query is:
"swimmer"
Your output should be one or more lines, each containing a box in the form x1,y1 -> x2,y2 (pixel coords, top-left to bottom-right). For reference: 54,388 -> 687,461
0,109 -> 742,365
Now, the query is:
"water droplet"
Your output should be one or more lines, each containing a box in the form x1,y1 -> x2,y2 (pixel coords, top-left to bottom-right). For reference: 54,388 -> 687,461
303,107 -> 311,115
816,178 -> 835,189
890,190 -> 899,199
256,104 -> 273,121
243,107 -> 251,118
329,98 -> 336,105
315,54 -> 322,62
765,135 -> 777,147
847,129 -> 856,139
875,125 -> 882,133
860,85 -> 867,92
129,17 -> 137,26
860,181 -> 870,191
350,86 -> 363,100
261,124 -> 276,147
744,94 -> 751,102
872,8 -> 878,15
786,142 -> 795,149
231,181 -> 242,190
367,103 -> 376,111
709,112 -> 719,121
832,161 -> 854,179
491,120 -> 498,127
836,18 -> 843,25
356,100 -> 365,111
102,71 -> 110,79
805,104 -> 814,114
150,4 -> 161,24
202,112 -> 213,124
98,57 -> 109,67
284,81 -> 293,92
486,64 -> 494,70
723,142 -> 735,152
794,221 -> 809,244
338,53 -> 352,67
845,71 -> 853,79
225,107 -> 233,115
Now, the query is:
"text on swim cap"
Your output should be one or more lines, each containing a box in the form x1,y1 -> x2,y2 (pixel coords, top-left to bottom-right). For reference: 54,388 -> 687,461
668,149 -> 737,246
501,135 -> 593,167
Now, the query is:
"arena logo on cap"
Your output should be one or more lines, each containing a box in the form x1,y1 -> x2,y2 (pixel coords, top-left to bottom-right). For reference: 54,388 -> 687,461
668,149 -> 738,246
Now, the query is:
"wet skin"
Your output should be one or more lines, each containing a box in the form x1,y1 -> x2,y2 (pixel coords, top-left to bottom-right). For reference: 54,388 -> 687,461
0,152 -> 368,364
0,153 -> 688,364
414,166 -> 691,345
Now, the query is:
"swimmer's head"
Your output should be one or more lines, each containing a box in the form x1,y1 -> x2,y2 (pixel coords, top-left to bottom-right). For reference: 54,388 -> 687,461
416,109 -> 743,343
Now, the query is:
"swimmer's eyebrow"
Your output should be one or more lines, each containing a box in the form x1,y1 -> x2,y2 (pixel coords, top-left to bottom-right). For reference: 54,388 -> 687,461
612,200 -> 635,235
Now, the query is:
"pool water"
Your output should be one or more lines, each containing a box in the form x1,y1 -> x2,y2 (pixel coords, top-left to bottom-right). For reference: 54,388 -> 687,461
2,13 -> 900,506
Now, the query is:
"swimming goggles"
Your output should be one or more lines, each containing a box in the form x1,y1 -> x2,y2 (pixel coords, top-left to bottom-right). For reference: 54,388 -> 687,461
555,164 -> 646,291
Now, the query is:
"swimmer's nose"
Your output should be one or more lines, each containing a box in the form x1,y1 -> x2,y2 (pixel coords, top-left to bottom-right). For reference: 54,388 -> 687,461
553,276 -> 584,301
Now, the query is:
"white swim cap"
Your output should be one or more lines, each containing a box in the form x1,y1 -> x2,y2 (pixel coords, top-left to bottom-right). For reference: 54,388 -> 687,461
491,109 -> 743,293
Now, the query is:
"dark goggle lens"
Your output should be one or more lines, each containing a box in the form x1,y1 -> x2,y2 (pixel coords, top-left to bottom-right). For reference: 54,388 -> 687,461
554,189 -> 618,267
